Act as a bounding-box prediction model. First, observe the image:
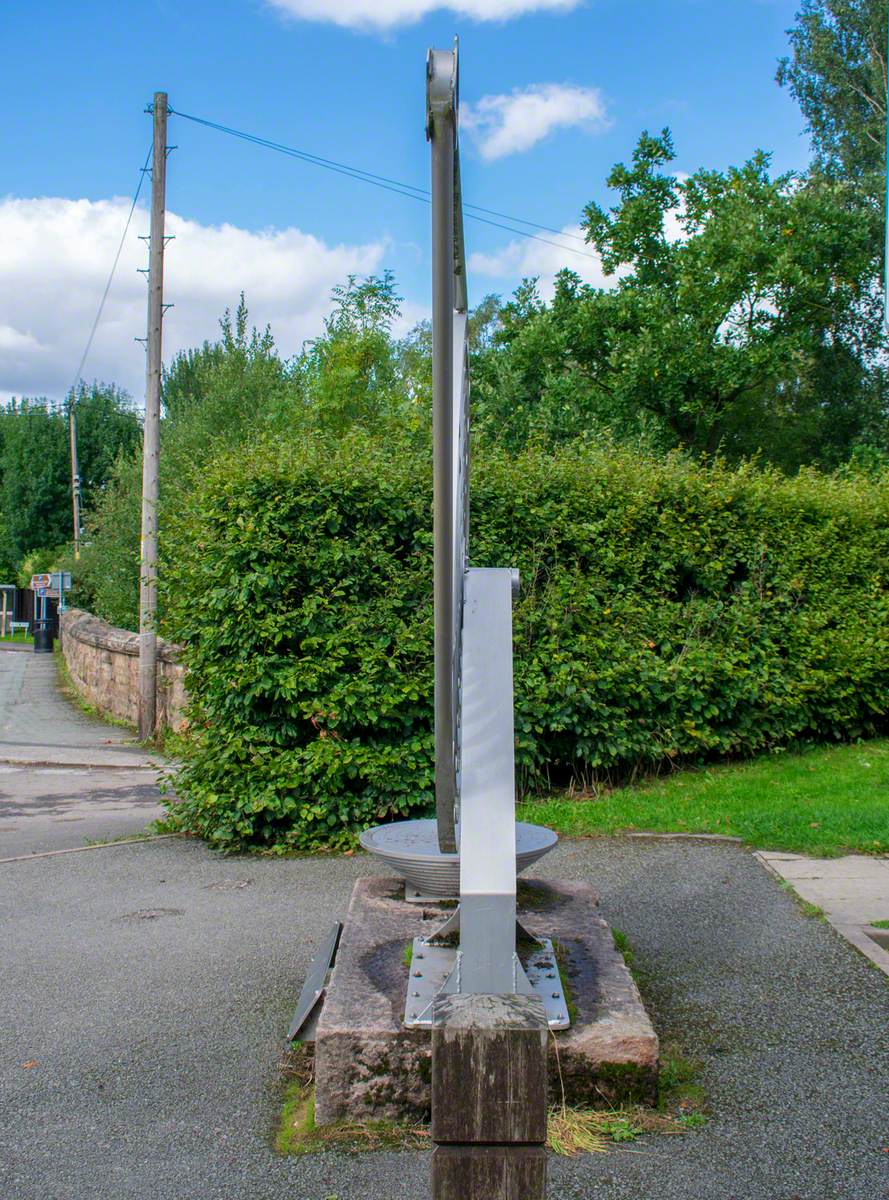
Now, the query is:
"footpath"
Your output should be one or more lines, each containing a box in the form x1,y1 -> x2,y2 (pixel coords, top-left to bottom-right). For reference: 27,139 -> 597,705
0,649 -> 164,858
758,849 -> 889,975
0,651 -> 887,1200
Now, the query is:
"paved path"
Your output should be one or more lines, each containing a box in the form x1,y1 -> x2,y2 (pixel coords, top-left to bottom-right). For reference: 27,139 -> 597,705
0,652 -> 165,857
0,651 -> 159,768
757,850 -> 889,976
1,655 -> 888,1199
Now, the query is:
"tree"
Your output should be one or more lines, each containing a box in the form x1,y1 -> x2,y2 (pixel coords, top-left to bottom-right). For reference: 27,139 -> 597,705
72,382 -> 142,508
298,272 -> 407,433
396,292 -> 502,414
0,384 -> 140,570
777,0 -> 887,192
161,294 -> 292,476
473,130 -> 886,468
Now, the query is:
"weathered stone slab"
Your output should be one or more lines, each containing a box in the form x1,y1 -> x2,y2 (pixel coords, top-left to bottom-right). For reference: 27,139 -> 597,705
314,876 -> 659,1124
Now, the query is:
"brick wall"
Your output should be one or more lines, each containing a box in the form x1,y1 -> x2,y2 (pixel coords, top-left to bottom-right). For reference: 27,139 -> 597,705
60,608 -> 187,732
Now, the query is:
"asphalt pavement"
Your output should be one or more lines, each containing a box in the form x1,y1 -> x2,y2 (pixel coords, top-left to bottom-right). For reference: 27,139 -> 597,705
0,650 -> 165,857
1,652 -> 888,1200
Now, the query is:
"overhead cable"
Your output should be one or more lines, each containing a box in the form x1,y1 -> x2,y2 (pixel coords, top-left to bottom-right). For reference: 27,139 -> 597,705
169,108 -> 600,262
64,144 -> 153,405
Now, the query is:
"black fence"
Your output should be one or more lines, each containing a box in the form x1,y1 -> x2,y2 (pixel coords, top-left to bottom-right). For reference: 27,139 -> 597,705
0,587 -> 60,635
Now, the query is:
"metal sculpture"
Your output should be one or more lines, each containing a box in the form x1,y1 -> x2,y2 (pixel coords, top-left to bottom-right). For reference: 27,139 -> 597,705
360,42 -> 566,1028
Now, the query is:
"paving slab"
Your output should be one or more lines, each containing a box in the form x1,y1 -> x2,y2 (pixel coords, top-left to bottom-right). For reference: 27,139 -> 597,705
0,653 -> 165,857
0,765 -> 166,857
757,850 -> 889,975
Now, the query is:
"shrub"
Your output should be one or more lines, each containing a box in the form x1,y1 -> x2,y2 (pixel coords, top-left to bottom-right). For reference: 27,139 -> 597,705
162,434 -> 889,852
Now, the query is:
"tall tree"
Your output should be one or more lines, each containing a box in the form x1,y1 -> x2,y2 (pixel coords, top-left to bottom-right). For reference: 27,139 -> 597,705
777,0 -> 887,193
0,384 -> 139,570
75,298 -> 296,628
473,131 -> 886,467
298,272 -> 406,433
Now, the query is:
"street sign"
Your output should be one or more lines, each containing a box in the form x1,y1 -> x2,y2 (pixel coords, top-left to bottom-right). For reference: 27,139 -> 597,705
28,572 -> 70,602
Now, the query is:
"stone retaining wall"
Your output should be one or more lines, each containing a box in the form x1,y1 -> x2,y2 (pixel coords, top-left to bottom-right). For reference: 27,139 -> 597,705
60,608 -> 187,732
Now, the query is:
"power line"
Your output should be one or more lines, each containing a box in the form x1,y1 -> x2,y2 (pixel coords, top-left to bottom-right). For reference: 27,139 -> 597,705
65,144 -> 153,404
168,108 -> 599,262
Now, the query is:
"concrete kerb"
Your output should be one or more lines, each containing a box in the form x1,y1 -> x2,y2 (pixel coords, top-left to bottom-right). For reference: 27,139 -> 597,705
0,833 -> 186,866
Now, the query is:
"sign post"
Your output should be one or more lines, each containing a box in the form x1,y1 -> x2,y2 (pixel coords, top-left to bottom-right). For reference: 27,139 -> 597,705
29,575 -> 56,653
52,571 -> 72,613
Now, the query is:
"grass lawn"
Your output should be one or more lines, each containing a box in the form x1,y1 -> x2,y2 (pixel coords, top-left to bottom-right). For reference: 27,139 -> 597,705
517,740 -> 889,857
0,633 -> 33,645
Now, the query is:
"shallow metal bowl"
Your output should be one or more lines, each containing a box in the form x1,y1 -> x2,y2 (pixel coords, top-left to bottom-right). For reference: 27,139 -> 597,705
358,818 -> 558,897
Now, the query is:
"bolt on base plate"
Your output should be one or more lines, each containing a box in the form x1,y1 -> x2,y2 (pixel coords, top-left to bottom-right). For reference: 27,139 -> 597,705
403,935 -> 570,1029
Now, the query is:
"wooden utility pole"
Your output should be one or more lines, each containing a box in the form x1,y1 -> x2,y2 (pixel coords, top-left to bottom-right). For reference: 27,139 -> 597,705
69,390 -> 82,559
138,91 -> 168,741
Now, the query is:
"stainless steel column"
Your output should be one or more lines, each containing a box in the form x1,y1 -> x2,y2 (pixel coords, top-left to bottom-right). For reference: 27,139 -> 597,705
427,49 -> 458,853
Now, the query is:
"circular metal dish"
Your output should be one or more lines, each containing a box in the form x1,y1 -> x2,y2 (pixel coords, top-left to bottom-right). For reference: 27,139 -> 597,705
358,818 -> 558,897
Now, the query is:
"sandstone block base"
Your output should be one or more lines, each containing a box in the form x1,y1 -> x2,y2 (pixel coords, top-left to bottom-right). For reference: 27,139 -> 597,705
313,876 -> 659,1125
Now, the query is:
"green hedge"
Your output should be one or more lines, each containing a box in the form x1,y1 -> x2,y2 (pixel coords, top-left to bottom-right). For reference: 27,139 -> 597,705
162,434 -> 889,852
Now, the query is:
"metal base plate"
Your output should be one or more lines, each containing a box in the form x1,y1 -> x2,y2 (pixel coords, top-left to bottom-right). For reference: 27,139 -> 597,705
287,921 -> 342,1044
404,935 -> 570,1030
404,884 -> 457,904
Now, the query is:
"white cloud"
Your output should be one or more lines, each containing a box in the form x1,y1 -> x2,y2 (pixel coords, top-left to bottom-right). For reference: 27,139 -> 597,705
462,83 -> 609,160
469,222 -> 622,300
0,325 -> 43,353
266,0 -> 581,32
0,196 -> 384,403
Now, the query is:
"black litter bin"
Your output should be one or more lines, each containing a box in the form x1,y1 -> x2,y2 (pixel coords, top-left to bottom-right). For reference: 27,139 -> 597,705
32,619 -> 54,654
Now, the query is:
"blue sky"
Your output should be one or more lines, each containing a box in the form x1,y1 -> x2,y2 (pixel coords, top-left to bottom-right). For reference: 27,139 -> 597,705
1,0 -> 811,402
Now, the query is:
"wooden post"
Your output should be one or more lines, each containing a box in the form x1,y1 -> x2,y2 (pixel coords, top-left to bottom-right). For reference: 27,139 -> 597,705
138,91 -> 168,742
431,993 -> 548,1200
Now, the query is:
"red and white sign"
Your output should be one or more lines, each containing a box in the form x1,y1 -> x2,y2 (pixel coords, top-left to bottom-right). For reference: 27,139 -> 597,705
30,574 -> 52,591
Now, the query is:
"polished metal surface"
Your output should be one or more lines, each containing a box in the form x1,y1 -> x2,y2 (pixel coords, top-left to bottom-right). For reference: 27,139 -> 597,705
358,818 -> 557,897
427,44 -> 469,853
458,567 -> 519,991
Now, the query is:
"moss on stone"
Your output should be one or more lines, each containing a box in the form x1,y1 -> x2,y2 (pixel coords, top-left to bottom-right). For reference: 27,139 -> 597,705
551,938 -> 578,1025
595,1060 -> 657,1102
276,1082 -> 428,1155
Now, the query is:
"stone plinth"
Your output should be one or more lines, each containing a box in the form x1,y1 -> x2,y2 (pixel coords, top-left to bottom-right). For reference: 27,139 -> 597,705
313,876 -> 659,1125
